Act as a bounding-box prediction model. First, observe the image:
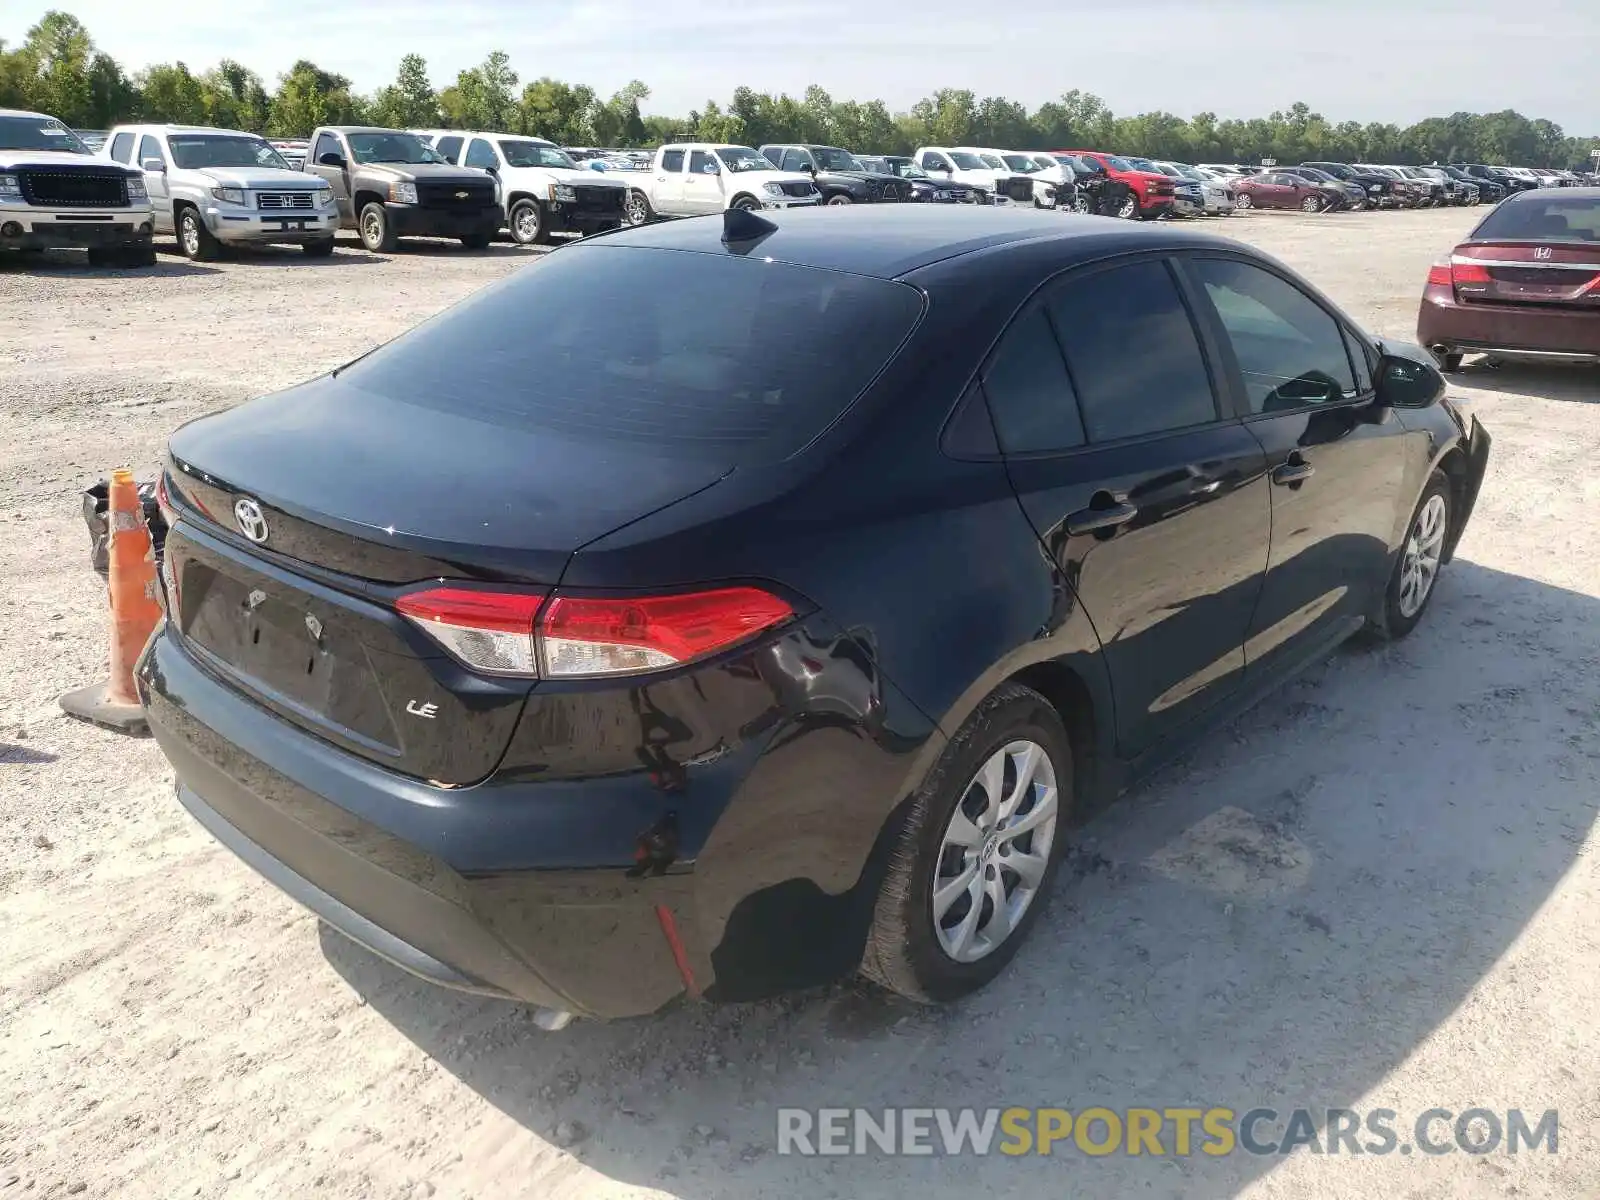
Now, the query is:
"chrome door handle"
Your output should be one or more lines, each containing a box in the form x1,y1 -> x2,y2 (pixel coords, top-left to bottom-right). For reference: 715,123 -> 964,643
1066,500 -> 1139,535
1272,460 -> 1315,485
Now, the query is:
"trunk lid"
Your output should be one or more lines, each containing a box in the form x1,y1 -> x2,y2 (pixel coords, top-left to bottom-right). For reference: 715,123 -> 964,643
164,374 -> 729,783
1454,241 -> 1600,309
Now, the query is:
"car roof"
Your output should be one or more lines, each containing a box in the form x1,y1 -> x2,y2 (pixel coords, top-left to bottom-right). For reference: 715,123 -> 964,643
1500,185 -> 1600,203
111,124 -> 258,136
1,107 -> 56,120
581,205 -> 1248,280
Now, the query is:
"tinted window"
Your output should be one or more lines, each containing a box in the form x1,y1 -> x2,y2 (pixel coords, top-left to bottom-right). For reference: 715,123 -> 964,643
1343,327 -> 1375,394
983,308 -> 1084,453
690,150 -> 717,174
109,131 -> 133,163
781,149 -> 809,172
338,247 -> 924,464
312,132 -> 343,162
920,153 -> 950,171
348,132 -> 443,164
1193,259 -> 1357,412
1471,195 -> 1600,241
434,135 -> 462,162
661,149 -> 685,172
137,135 -> 165,166
1046,261 -> 1217,443
464,138 -> 498,170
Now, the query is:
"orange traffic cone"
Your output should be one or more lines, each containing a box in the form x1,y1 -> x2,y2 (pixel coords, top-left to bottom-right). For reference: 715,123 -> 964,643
60,469 -> 163,735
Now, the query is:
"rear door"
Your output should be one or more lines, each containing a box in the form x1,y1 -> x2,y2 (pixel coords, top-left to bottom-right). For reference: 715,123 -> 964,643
985,256 -> 1271,757
1180,253 -> 1410,680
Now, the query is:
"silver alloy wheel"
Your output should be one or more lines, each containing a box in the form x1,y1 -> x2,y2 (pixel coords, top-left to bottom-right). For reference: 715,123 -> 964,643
932,739 -> 1059,963
1117,195 -> 1137,219
1398,493 -> 1448,618
624,191 -> 649,225
1301,195 -> 1323,213
1074,195 -> 1091,214
180,212 -> 200,257
514,203 -> 541,242
361,209 -> 384,248
1235,192 -> 1252,209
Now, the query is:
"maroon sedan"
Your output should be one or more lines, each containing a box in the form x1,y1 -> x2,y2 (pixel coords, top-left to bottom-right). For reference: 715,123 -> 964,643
1418,187 -> 1600,370
1232,172 -> 1345,213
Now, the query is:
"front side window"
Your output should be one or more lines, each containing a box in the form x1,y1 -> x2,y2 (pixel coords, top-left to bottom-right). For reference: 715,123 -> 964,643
137,134 -> 166,167
983,308 -> 1085,454
433,135 -> 463,162
108,131 -> 133,163
661,149 -> 685,172
949,152 -> 988,170
168,135 -> 288,170
690,150 -> 717,174
1193,258 -> 1358,413
1046,261 -> 1218,443
464,138 -> 499,170
781,149 -> 810,172
812,147 -> 861,171
920,152 -> 951,171
312,132 -> 342,162
0,115 -> 88,154
716,146 -> 772,173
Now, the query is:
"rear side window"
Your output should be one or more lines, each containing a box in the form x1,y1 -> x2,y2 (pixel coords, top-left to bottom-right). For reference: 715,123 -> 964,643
1470,195 -> 1600,241
982,308 -> 1084,453
1046,261 -> 1218,442
109,131 -> 133,163
1192,259 -> 1357,412
661,149 -> 685,172
338,246 -> 924,464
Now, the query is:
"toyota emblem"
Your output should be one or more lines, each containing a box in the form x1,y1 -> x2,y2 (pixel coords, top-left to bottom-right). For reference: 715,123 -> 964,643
1534,246 -> 1553,260
234,497 -> 269,543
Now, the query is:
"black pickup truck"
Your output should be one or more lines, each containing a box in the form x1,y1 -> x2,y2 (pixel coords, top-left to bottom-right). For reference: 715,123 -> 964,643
304,126 -> 502,252
758,144 -> 913,203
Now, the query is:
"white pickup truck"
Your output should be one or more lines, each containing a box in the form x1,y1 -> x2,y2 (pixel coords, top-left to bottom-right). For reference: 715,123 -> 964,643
621,143 -> 820,225
429,131 -> 627,244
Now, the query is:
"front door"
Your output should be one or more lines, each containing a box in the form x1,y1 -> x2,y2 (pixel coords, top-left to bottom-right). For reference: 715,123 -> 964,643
307,131 -> 353,223
985,257 -> 1271,757
653,148 -> 686,213
137,134 -> 172,232
1181,254 -> 1411,682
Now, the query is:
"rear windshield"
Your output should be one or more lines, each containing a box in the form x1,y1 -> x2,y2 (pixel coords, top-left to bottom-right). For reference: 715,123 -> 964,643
1471,196 -> 1600,241
337,246 -> 925,463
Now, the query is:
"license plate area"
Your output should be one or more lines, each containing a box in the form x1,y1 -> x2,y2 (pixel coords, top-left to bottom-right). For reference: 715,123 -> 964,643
272,219 -> 309,231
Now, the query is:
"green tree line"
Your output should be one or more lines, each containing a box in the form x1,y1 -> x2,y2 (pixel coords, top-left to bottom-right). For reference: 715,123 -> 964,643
4,11 -> 1596,168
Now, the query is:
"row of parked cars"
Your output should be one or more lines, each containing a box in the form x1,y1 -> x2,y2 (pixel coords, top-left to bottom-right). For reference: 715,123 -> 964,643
8,102 -> 1595,264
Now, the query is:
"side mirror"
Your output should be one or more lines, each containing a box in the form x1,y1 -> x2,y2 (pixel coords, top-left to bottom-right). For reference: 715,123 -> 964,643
317,151 -> 346,167
140,157 -> 165,173
1374,351 -> 1445,409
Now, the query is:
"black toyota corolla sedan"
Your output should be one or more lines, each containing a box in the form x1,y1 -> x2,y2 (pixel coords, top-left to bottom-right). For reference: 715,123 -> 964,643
140,206 -> 1490,1025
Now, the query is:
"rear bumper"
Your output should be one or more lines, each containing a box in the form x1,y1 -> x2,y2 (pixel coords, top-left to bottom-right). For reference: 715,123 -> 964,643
1418,287 -> 1600,358
137,613 -> 937,1018
385,202 -> 503,239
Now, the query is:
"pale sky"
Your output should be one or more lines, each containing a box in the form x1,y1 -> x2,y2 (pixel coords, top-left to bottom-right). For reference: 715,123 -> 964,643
15,0 -> 1600,131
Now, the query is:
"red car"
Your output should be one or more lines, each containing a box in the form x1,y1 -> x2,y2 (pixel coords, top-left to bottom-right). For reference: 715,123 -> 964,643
1056,150 -> 1173,219
1418,186 -> 1600,370
1231,172 -> 1346,213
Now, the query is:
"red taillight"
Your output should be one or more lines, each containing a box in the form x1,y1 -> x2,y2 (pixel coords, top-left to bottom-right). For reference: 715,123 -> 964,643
1426,262 -> 1453,287
396,586 -> 546,676
396,584 -> 793,679
1451,260 -> 1492,286
540,587 -> 793,679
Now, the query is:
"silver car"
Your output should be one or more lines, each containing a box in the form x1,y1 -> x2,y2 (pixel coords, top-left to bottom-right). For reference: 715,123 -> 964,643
103,124 -> 340,259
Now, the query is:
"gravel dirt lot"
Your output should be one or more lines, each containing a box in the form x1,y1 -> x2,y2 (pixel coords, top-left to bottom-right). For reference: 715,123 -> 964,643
1,209 -> 1596,1200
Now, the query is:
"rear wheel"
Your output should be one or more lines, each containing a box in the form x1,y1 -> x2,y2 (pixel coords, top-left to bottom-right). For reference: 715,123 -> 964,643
1301,194 -> 1325,213
177,206 -> 220,261
861,683 -> 1071,1003
359,202 -> 397,253
1369,472 -> 1451,641
510,198 -> 550,244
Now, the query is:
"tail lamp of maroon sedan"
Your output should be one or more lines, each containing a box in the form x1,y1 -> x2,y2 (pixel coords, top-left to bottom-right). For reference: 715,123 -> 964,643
1232,172 -> 1344,213
1419,187 -> 1600,371
138,206 -> 1488,1029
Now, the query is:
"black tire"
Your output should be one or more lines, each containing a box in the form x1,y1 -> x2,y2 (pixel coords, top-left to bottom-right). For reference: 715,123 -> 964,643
731,195 -> 762,212
1073,194 -> 1091,214
1436,351 -> 1463,373
510,198 -> 550,245
826,193 -> 854,205
359,202 -> 397,253
177,206 -> 220,261
623,190 -> 653,227
1368,471 -> 1451,642
301,238 -> 336,258
460,232 -> 493,249
860,683 -> 1073,1003
123,243 -> 158,267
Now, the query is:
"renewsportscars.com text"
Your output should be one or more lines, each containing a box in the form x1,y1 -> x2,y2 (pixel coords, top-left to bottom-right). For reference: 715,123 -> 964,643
776,1107 -> 1559,1157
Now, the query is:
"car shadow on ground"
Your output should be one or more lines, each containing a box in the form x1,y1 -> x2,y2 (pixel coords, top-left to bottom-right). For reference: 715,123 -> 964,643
1450,359 -> 1600,403
2,253 -> 221,277
0,742 -> 57,765
322,559 -> 1598,1199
